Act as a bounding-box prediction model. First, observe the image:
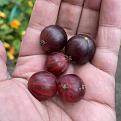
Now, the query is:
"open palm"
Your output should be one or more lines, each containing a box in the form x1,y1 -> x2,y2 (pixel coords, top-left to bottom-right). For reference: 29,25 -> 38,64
0,0 -> 121,121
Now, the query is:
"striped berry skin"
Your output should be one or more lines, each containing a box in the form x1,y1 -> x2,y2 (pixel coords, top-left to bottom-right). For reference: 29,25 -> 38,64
65,34 -> 96,65
46,52 -> 69,76
28,71 -> 57,101
57,74 -> 85,103
40,25 -> 67,53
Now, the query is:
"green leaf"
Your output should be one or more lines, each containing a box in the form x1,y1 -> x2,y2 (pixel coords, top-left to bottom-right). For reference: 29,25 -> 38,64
0,0 -> 10,6
0,19 -> 4,24
0,24 -> 10,30
0,29 -> 13,36
13,39 -> 20,53
8,5 -> 21,22
6,35 -> 14,40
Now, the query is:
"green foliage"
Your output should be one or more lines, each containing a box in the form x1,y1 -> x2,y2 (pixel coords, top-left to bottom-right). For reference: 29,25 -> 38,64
0,0 -> 35,61
0,0 -> 10,6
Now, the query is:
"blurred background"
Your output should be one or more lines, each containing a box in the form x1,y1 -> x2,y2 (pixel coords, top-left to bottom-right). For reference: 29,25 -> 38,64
0,0 -> 34,62
0,0 -> 121,121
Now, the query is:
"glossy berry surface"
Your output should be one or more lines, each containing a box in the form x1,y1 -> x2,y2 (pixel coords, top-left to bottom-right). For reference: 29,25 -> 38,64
57,74 -> 85,102
46,52 -> 69,76
40,25 -> 67,53
65,34 -> 96,64
28,71 -> 57,101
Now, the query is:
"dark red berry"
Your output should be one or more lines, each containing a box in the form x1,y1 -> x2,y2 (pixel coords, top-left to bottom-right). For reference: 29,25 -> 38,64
57,74 -> 85,102
46,52 -> 69,76
65,34 -> 96,64
28,71 -> 57,101
40,25 -> 67,53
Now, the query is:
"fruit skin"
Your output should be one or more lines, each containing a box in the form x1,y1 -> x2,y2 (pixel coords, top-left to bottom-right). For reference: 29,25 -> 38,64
28,71 -> 57,101
57,74 -> 85,102
46,52 -> 69,76
40,25 -> 67,53
65,34 -> 96,65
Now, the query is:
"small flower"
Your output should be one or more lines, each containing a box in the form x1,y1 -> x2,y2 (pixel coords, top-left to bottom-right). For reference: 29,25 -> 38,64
28,1 -> 33,7
0,11 -> 6,18
7,47 -> 15,60
3,42 -> 10,49
10,19 -> 21,29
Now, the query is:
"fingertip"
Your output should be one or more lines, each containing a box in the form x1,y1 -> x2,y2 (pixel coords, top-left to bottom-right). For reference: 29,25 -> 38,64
0,41 -> 7,63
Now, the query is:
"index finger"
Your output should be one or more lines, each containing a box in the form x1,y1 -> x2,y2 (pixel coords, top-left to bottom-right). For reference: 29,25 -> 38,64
19,0 -> 62,57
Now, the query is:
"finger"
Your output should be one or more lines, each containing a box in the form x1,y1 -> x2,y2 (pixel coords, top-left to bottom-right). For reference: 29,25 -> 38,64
56,0 -> 85,37
20,0 -> 62,56
92,0 -> 121,76
13,55 -> 46,80
0,41 -> 8,81
77,0 -> 102,38
13,0 -> 62,79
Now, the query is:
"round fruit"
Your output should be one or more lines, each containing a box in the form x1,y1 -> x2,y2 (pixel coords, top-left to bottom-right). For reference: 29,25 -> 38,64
28,71 -> 57,101
65,34 -> 96,64
46,52 -> 69,76
57,74 -> 85,102
40,25 -> 67,53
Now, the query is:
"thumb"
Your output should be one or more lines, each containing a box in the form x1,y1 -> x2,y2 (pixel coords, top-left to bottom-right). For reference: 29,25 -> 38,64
0,41 -> 8,81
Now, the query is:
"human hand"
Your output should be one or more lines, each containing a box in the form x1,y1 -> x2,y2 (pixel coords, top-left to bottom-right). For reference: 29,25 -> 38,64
0,0 -> 121,121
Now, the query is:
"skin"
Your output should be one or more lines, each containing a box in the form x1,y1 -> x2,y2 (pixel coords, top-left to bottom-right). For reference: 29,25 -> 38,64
0,0 -> 121,120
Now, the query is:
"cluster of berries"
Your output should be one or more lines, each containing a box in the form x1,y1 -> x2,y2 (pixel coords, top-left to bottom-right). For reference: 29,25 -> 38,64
28,25 -> 96,103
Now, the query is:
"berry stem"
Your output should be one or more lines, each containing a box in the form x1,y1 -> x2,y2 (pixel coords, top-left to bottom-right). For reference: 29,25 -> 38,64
40,40 -> 47,46
79,84 -> 85,91
65,55 -> 72,62
62,84 -> 68,90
